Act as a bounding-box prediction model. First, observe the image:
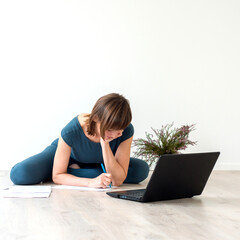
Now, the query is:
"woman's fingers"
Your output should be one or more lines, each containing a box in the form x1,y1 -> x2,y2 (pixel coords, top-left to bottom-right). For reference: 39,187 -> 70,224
102,173 -> 111,180
102,173 -> 112,186
104,179 -> 111,185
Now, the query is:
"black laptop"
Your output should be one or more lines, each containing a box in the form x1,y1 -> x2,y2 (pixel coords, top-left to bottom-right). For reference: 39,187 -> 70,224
107,152 -> 220,202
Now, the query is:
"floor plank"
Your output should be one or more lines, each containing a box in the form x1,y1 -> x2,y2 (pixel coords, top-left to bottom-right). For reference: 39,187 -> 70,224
0,170 -> 239,240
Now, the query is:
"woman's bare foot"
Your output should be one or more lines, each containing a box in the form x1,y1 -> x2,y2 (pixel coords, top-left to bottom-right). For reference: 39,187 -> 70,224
69,163 -> 81,169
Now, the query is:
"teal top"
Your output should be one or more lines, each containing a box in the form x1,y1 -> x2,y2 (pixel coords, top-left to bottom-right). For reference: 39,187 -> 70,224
52,115 -> 134,164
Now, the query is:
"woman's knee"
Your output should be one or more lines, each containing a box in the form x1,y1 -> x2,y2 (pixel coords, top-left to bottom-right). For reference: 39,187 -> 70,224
10,145 -> 56,185
125,158 -> 150,184
10,162 -> 35,185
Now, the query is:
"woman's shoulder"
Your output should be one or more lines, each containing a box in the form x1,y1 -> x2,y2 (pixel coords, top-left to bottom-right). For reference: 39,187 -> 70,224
61,115 -> 79,135
119,123 -> 134,143
60,115 -> 81,147
77,113 -> 90,127
124,123 -> 134,134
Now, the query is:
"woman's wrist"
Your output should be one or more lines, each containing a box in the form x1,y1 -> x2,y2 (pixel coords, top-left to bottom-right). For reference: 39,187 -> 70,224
87,178 -> 93,187
100,137 -> 110,148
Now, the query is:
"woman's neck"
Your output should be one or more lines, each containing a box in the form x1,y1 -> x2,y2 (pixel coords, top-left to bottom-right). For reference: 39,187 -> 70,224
78,113 -> 101,143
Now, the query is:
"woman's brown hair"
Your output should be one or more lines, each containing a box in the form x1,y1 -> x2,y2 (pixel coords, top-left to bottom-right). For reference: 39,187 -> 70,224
85,93 -> 132,139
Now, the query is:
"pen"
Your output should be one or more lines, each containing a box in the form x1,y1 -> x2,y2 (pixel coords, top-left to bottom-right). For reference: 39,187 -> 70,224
101,163 -> 112,188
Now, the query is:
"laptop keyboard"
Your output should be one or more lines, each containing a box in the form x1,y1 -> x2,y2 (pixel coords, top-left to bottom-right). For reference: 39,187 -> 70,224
120,189 -> 146,200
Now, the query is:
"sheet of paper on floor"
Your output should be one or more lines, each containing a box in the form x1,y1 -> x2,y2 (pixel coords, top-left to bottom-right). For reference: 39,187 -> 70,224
51,185 -> 117,191
1,185 -> 52,198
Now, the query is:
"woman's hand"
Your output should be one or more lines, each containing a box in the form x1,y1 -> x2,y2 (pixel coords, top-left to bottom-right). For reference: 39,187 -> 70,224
100,130 -> 123,145
100,137 -> 112,145
88,173 -> 112,188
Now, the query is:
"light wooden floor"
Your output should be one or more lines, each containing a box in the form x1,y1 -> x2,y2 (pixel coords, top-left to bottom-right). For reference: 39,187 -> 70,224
0,170 -> 239,240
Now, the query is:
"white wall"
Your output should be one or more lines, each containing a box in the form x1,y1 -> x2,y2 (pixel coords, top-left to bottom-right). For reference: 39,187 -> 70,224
0,0 -> 239,170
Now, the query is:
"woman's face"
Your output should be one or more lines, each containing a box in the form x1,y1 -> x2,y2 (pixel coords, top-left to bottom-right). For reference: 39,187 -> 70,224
95,121 -> 123,141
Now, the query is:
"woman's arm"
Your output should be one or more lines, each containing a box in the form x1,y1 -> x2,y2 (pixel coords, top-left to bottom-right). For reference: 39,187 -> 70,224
52,136 -> 111,188
100,136 -> 133,186
52,136 -> 91,186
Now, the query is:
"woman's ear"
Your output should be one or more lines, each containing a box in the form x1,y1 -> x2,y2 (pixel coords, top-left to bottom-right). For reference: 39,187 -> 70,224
92,115 -> 99,122
92,115 -> 96,122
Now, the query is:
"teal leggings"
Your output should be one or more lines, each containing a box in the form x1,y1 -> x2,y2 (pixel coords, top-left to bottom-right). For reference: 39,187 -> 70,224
10,142 -> 149,185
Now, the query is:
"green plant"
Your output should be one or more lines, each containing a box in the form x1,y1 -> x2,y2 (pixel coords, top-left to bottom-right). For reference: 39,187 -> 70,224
132,123 -> 197,167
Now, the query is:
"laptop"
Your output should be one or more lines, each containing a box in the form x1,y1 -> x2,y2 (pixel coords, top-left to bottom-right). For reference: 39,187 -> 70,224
107,152 -> 220,202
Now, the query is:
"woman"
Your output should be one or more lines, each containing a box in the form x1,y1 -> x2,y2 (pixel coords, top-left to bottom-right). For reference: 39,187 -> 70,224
10,93 -> 149,188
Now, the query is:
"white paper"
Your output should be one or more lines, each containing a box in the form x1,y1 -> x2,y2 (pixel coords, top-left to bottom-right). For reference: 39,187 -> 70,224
1,186 -> 51,198
8,186 -> 51,193
52,185 -> 117,191
0,184 -> 117,198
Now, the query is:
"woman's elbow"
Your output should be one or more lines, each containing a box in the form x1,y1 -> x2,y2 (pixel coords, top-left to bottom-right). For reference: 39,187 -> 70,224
112,177 -> 125,187
52,176 -> 57,184
52,174 -> 61,185
112,182 -> 122,187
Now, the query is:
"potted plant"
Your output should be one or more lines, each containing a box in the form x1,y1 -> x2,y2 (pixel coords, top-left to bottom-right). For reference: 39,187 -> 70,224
132,123 -> 197,167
